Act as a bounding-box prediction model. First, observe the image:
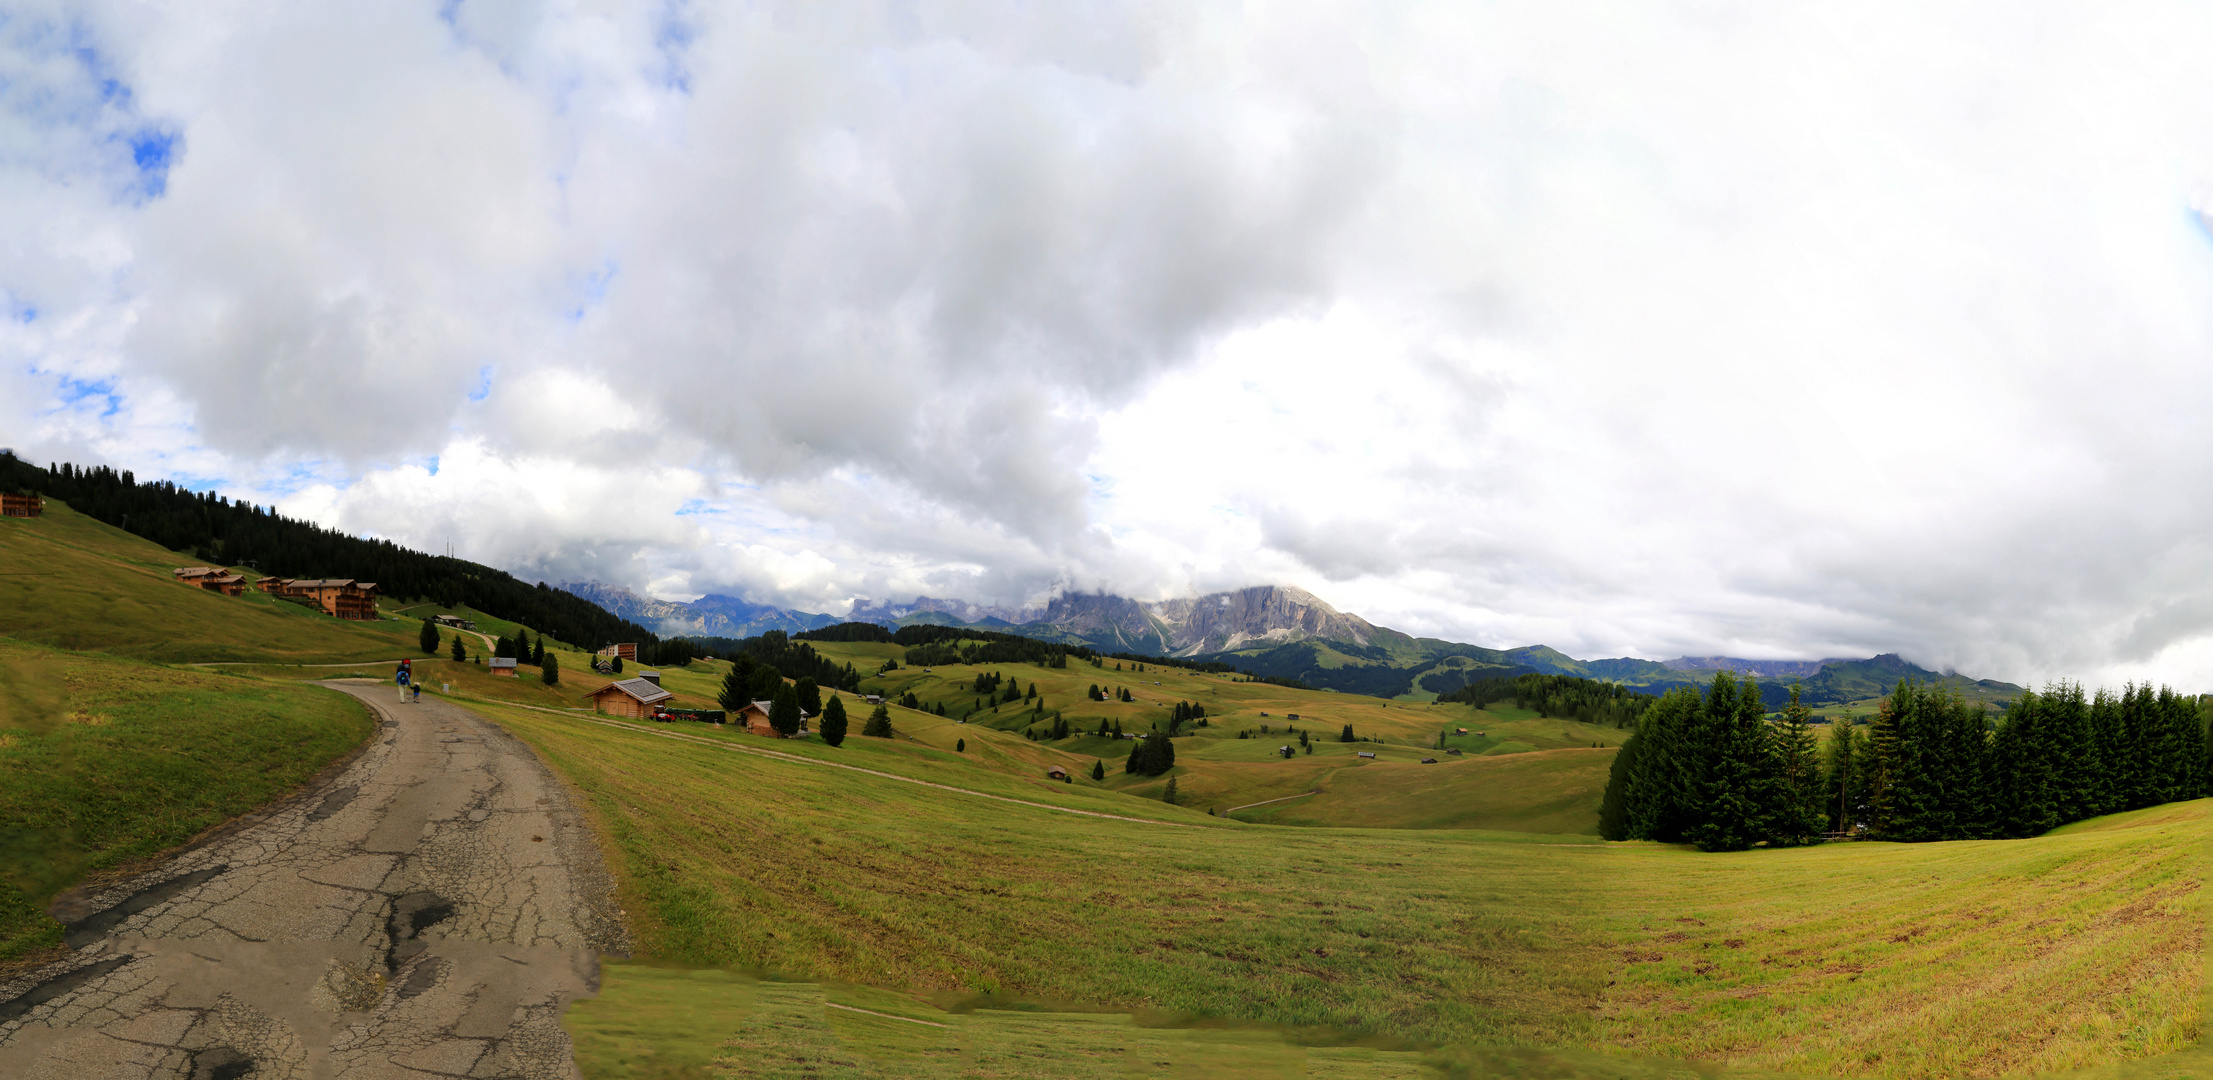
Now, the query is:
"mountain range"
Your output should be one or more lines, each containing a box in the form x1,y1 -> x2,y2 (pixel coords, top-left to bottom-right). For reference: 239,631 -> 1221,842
557,580 -> 2021,708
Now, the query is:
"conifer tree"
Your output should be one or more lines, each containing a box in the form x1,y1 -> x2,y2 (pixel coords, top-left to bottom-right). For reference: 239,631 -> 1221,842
955,737 -> 964,752
532,635 -> 546,666
718,661 -> 750,713
451,634 -> 467,663
419,618 -> 440,654
1091,760 -> 1105,781
819,696 -> 848,747
541,653 -> 559,687
769,685 -> 802,737
795,677 -> 821,718
863,704 -> 893,738
1772,685 -> 1827,845
1162,776 -> 1180,805
1820,718 -> 1866,835
1685,674 -> 1788,852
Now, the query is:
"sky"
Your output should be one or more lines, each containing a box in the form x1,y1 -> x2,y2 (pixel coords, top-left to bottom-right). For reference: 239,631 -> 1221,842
7,2 -> 2213,688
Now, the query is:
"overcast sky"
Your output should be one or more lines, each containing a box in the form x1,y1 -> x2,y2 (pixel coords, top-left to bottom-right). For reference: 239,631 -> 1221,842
8,2 -> 2213,687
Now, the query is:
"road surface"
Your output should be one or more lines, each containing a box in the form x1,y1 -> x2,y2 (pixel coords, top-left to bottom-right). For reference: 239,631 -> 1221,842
0,681 -> 629,1079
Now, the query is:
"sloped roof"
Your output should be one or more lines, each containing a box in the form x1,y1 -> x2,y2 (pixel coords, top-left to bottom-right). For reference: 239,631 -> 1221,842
587,677 -> 672,705
488,657 -> 518,669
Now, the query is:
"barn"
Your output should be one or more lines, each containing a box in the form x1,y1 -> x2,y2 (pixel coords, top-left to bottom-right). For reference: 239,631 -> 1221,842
584,677 -> 672,719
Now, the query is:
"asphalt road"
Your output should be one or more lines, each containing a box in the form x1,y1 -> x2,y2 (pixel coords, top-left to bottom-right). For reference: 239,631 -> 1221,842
0,681 -> 629,1079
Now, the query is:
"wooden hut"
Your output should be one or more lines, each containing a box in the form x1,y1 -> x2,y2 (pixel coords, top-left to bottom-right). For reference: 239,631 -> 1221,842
584,677 -> 672,719
1046,765 -> 1070,782
489,657 -> 518,678
0,492 -> 42,517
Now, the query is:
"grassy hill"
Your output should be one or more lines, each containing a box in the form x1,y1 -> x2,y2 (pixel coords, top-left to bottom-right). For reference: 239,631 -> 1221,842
493,690 -> 2207,1078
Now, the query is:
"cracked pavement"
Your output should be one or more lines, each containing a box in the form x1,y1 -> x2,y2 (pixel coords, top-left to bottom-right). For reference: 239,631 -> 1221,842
0,682 -> 631,1079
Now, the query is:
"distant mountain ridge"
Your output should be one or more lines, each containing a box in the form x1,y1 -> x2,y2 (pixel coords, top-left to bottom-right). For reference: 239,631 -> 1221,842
565,581 -> 2021,707
556,581 -> 839,640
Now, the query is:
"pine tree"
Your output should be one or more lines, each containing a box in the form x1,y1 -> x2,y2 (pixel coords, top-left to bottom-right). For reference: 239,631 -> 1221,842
796,678 -> 821,718
1339,724 -> 1355,743
1091,760 -> 1105,781
419,618 -> 439,654
718,662 -> 750,713
1821,717 -> 1866,835
769,685 -> 802,737
532,636 -> 546,666
819,695 -> 848,747
863,704 -> 893,738
541,652 -> 559,687
955,738 -> 965,752
451,634 -> 467,663
1162,776 -> 1180,805
1685,674 -> 1788,852
1771,685 -> 1825,844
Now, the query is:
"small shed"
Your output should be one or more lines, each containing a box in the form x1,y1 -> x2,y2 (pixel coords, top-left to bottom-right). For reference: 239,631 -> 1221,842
1046,765 -> 1070,782
1421,757 -> 1437,764
1456,727 -> 1468,734
1445,748 -> 1463,756
1286,713 -> 1300,721
735,701 -> 810,737
864,694 -> 884,705
1356,751 -> 1376,759
636,669 -> 661,686
489,657 -> 518,677
584,677 -> 672,719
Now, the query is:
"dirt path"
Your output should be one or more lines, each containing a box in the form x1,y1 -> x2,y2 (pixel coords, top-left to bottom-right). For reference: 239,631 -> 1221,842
0,684 -> 628,1079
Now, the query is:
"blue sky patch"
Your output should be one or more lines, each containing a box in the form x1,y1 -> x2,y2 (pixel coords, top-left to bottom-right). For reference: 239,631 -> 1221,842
468,366 -> 493,402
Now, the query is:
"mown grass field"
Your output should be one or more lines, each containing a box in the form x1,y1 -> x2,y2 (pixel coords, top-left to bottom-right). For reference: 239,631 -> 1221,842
0,639 -> 374,968
494,697 -> 2210,1079
1237,748 -> 1617,833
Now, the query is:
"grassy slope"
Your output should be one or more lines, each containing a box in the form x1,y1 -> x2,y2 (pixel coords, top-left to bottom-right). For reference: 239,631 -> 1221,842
0,502 -> 422,663
815,641 -> 1631,816
0,639 -> 374,966
1239,748 -> 1617,833
495,696 -> 2205,1079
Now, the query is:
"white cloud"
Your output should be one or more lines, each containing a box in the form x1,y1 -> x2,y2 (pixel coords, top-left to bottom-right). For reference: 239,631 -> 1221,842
8,2 -> 2213,688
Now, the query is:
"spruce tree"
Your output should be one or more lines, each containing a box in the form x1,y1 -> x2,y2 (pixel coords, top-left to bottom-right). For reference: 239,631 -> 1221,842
1091,760 -> 1105,781
541,653 -> 559,687
862,704 -> 893,738
955,738 -> 964,752
820,696 -> 848,747
1596,726 -> 1644,841
1820,718 -> 1864,835
769,685 -> 802,737
1685,674 -> 1788,852
451,634 -> 467,663
531,635 -> 546,666
1162,776 -> 1179,805
718,661 -> 750,713
796,678 -> 821,718
419,618 -> 440,654
1772,685 -> 1826,845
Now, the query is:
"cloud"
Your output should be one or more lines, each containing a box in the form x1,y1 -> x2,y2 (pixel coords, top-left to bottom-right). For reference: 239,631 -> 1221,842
9,3 -> 2213,689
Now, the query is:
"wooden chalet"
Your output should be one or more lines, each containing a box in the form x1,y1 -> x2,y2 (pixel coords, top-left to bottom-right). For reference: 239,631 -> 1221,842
1,492 -> 43,517
584,677 -> 672,719
489,657 -> 519,677
274,579 -> 379,620
257,577 -> 291,592
173,567 -> 246,596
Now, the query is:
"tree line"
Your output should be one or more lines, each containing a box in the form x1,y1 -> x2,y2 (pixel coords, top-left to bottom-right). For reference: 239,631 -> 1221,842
1437,672 -> 1655,729
1599,672 -> 2213,851
2,454 -> 658,654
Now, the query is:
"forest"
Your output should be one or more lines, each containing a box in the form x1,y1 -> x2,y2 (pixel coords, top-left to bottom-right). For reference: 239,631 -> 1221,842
1,453 -> 658,653
1598,672 -> 2212,850
1437,671 -> 1655,728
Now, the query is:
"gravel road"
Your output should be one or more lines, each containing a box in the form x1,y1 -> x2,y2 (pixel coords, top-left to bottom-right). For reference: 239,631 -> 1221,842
0,681 -> 629,1079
